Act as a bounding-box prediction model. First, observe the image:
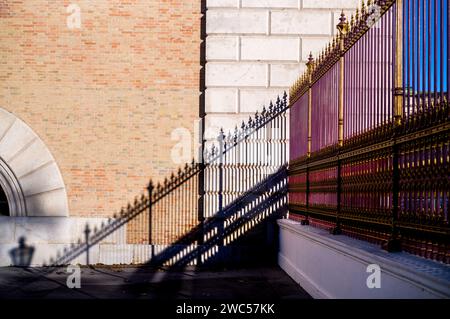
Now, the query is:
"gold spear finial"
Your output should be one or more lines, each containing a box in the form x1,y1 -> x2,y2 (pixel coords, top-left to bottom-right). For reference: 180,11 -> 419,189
337,11 -> 349,36
306,52 -> 314,71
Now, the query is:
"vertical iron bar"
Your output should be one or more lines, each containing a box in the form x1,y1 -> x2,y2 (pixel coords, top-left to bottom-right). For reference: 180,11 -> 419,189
412,0 -> 417,116
84,224 -> 90,266
376,15 -> 379,128
447,0 -> 449,106
339,33 -> 345,146
428,0 -> 432,110
333,11 -> 348,235
364,29 -> 368,132
359,33 -> 363,133
369,24 -> 373,131
394,0 -> 404,126
384,10 -> 388,123
353,44 -> 357,135
147,180 -> 154,258
441,0 -> 444,103
421,0 -> 425,112
218,131 -> 224,248
434,0 -> 438,108
406,0 -> 411,123
307,54 -> 313,158
416,0 -> 421,111
386,0 -> 403,252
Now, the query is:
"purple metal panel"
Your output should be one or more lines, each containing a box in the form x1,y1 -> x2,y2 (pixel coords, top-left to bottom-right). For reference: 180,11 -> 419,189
343,5 -> 395,139
311,63 -> 339,152
289,93 -> 309,160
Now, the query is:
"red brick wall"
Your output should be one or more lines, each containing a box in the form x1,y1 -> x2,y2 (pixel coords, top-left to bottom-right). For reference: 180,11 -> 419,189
0,0 -> 202,217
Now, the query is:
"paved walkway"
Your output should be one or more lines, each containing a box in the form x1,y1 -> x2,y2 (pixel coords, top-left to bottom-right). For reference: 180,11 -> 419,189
0,266 -> 311,299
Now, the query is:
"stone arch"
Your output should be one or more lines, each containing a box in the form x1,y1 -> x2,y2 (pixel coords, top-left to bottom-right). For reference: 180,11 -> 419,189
0,108 -> 69,217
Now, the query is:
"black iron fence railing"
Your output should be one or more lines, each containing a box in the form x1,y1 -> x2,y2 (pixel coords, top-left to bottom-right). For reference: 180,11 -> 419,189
22,0 -> 448,270
204,93 -> 289,219
38,93 -> 289,268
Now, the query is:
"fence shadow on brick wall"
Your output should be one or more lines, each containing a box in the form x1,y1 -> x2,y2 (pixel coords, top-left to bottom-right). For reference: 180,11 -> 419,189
21,160 -> 200,272
121,165 -> 288,299
150,165 -> 288,268
10,90 -> 290,301
33,90 -> 289,271
29,163 -> 285,274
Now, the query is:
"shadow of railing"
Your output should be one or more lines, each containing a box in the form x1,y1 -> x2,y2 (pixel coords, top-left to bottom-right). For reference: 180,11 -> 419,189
25,90 -> 289,276
38,161 -> 201,271
34,164 -> 286,277
119,165 -> 288,299
149,165 -> 288,269
5,165 -> 287,300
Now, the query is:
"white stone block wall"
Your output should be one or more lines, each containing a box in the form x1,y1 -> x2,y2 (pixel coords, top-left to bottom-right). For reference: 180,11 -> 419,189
205,0 -> 359,139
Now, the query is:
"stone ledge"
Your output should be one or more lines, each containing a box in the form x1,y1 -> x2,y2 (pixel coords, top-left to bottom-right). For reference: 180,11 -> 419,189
278,252 -> 329,298
277,219 -> 450,299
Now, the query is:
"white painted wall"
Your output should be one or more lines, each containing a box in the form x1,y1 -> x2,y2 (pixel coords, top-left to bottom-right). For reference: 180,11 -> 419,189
204,0 -> 359,140
0,216 -> 127,266
0,216 -> 173,266
278,219 -> 450,299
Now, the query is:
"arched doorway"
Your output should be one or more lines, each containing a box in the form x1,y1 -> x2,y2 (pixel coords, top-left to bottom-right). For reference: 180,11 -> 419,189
0,108 -> 69,217
0,184 -> 8,216
0,157 -> 26,216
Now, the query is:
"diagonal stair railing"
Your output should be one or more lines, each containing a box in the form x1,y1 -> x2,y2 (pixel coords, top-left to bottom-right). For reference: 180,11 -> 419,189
36,91 -> 290,268
149,165 -> 288,268
203,92 -> 289,219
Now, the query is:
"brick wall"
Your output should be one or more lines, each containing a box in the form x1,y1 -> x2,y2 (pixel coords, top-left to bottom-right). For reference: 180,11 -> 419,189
0,0 -> 202,217
0,0 -> 359,220
204,0 -> 359,141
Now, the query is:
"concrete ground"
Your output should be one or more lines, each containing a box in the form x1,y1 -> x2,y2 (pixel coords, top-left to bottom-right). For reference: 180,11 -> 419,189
0,266 -> 311,299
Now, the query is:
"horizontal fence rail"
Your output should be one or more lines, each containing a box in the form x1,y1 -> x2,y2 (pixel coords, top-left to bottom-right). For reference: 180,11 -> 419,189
288,0 -> 449,264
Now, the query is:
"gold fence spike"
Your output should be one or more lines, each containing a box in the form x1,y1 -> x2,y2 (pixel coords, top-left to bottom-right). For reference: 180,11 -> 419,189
337,11 -> 349,36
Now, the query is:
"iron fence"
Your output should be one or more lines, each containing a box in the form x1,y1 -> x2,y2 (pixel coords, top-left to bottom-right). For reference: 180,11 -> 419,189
204,93 -> 289,218
288,0 -> 449,263
41,93 -> 290,267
